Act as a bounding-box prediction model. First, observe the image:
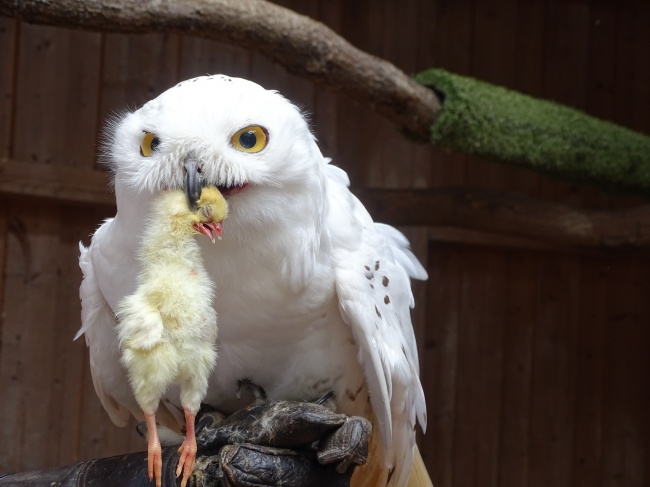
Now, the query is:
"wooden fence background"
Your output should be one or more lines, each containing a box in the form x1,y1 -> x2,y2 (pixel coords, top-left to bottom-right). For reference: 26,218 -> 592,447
0,1 -> 649,486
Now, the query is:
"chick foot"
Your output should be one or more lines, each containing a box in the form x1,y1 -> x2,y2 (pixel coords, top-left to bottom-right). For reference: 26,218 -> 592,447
176,409 -> 197,487
145,412 -> 163,487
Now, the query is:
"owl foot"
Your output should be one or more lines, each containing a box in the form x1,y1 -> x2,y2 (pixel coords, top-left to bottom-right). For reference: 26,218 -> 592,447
236,378 -> 268,403
317,416 -> 372,474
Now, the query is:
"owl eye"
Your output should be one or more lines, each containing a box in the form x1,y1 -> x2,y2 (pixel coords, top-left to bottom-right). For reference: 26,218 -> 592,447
140,131 -> 160,157
230,125 -> 268,153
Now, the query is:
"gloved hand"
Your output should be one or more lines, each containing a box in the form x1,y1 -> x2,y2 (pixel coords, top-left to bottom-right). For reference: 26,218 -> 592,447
0,398 -> 371,487
191,398 -> 371,487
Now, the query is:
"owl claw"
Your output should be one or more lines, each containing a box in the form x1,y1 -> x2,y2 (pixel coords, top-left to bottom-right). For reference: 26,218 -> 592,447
236,378 -> 268,403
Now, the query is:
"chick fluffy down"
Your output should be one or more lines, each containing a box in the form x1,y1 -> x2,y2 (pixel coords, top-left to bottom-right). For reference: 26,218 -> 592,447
116,191 -> 219,416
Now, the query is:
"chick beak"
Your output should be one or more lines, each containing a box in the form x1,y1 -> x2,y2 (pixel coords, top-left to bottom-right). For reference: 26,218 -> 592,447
184,159 -> 203,211
193,221 -> 223,244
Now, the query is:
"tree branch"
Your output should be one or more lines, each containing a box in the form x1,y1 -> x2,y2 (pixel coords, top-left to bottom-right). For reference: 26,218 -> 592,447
0,0 -> 441,140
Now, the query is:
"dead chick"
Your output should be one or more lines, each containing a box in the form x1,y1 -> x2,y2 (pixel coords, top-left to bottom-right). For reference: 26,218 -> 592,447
116,186 -> 227,487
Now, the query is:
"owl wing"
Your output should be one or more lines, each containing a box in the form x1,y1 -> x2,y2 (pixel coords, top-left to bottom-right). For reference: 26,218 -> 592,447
77,218 -> 138,427
328,166 -> 427,485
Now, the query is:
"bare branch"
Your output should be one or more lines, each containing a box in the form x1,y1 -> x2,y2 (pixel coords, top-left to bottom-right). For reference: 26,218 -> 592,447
0,0 -> 441,140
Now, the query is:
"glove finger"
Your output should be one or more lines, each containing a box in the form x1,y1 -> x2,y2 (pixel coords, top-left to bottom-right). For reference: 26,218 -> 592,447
317,417 -> 372,473
220,444 -> 353,487
198,401 -> 347,453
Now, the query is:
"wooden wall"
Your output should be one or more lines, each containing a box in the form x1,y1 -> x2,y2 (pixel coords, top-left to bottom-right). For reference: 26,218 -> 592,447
0,1 -> 649,486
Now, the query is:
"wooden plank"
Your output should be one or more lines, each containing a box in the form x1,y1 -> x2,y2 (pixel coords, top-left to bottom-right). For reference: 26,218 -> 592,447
449,5 -> 546,474
586,1 -> 618,124
570,254 -> 608,487
497,252 -> 537,486
0,16 -> 17,158
465,0 -> 516,188
0,158 -> 113,207
77,358 -> 141,461
0,16 -> 14,471
455,247 -> 507,487
0,202 -> 8,471
506,0 -> 545,195
412,0 -> 437,189
311,0 -> 341,161
540,1 -> 592,205
50,206 -> 115,466
373,0 -> 417,189
581,0 -> 619,210
424,242 -> 463,487
249,0 -> 316,126
601,255 -> 650,487
0,21 -> 104,471
528,253 -> 580,487
614,0 -> 650,136
0,202 -> 61,470
513,1 -> 545,99
98,32 -> 181,130
335,0 -> 383,186
424,0 -> 472,187
178,36 -> 251,82
11,23 -> 102,169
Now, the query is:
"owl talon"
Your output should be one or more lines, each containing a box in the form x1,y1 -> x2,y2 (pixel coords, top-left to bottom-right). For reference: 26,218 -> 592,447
236,378 -> 268,403
317,416 -> 372,473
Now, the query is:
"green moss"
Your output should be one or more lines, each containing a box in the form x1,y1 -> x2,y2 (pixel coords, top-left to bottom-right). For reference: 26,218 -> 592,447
415,68 -> 650,194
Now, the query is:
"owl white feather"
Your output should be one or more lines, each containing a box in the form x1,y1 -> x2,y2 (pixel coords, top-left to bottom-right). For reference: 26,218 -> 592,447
77,75 -> 428,487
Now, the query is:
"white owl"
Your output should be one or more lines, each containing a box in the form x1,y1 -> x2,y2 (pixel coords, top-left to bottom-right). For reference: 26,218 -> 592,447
77,75 -> 429,487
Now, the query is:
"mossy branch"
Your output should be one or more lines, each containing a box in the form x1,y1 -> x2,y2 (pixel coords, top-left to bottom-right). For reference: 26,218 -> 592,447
416,69 -> 650,195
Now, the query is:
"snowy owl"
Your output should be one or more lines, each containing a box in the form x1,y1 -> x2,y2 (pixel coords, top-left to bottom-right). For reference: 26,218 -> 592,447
77,75 -> 429,487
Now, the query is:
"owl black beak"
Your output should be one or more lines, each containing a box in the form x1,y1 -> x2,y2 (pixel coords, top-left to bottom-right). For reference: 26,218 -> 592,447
184,159 -> 203,211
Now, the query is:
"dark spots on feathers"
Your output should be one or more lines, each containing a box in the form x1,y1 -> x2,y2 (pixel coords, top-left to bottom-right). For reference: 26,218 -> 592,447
384,295 -> 390,304
345,383 -> 364,401
375,305 -> 382,319
382,276 -> 389,287
364,265 -> 371,271
387,467 -> 395,484
375,261 -> 380,270
311,378 -> 329,390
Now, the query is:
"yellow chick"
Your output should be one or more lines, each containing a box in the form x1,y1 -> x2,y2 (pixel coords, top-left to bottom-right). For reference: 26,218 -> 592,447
116,186 -> 228,487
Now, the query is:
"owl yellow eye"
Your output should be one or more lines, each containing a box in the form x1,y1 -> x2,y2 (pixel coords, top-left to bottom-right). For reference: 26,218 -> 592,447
230,125 -> 268,153
140,131 -> 160,157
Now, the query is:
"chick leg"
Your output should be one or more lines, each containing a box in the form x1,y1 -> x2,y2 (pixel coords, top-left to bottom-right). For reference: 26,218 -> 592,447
176,408 -> 197,487
145,412 -> 163,487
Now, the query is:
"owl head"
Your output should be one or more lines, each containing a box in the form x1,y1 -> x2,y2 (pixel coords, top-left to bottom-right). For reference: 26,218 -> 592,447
104,75 -> 328,235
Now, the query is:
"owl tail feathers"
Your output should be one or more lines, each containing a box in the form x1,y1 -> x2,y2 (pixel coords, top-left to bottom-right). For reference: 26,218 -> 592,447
351,427 -> 433,487
406,446 -> 434,487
